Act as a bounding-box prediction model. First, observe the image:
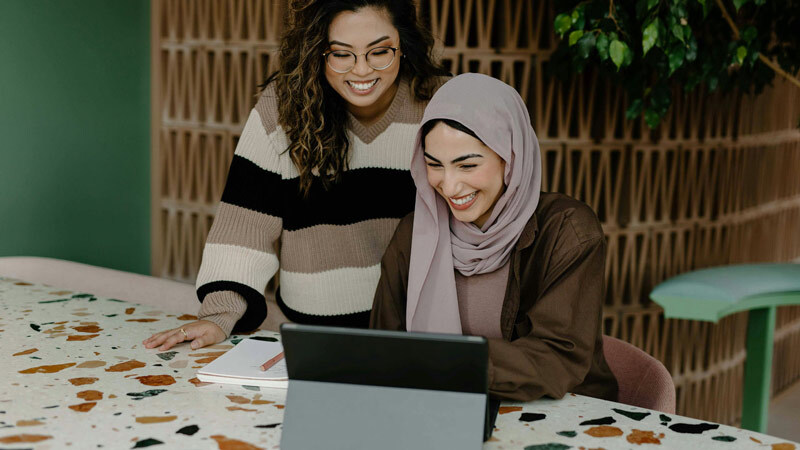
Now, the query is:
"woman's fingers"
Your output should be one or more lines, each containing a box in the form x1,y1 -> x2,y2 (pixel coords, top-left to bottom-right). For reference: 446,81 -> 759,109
158,327 -> 191,351
144,321 -> 225,351
143,330 -> 171,348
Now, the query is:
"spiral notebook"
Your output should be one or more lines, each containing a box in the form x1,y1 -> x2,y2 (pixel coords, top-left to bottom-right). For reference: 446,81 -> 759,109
196,338 -> 288,388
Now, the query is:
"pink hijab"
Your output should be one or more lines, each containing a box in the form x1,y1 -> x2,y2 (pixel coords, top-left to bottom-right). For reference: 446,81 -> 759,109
406,73 -> 542,333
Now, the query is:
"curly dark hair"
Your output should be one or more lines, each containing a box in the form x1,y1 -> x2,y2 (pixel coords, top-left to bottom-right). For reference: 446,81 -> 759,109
264,0 -> 448,196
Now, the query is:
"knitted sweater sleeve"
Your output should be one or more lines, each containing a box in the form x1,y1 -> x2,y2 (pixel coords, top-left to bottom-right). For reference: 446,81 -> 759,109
195,90 -> 284,337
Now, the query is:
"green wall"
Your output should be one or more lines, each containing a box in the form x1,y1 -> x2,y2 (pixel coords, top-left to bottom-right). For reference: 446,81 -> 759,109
0,1 -> 150,274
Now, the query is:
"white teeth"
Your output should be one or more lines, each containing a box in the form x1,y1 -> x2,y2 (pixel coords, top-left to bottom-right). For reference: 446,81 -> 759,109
451,192 -> 476,205
347,79 -> 378,91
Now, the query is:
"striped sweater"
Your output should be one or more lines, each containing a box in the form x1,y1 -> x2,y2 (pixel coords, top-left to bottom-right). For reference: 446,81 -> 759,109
196,79 -> 434,336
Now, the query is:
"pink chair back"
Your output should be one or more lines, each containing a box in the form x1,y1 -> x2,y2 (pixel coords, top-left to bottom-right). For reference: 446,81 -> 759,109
602,335 -> 676,414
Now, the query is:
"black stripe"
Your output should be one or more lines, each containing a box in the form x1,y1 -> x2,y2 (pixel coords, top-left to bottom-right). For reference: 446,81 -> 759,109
220,154 -> 416,231
280,168 -> 415,231
221,155 -> 283,217
197,281 -> 267,332
276,288 -> 370,328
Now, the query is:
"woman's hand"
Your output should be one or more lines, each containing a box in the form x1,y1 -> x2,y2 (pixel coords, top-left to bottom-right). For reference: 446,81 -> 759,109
143,320 -> 226,351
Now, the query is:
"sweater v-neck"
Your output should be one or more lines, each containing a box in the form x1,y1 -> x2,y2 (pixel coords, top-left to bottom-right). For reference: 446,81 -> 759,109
346,79 -> 410,145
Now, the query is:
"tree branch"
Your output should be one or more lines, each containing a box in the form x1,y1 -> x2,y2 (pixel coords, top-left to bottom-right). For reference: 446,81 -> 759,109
715,0 -> 800,90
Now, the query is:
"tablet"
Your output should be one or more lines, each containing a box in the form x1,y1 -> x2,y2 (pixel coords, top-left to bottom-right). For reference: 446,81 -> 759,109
279,324 -> 495,450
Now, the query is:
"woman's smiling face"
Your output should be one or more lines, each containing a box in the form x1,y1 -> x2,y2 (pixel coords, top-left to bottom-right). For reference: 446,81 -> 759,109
324,7 -> 402,122
423,122 -> 506,228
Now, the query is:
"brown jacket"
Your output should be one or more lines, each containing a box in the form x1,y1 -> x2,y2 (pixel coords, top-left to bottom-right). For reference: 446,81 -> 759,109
370,192 -> 618,402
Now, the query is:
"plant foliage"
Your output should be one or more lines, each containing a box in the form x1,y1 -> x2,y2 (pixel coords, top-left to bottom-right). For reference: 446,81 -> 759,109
551,0 -> 800,128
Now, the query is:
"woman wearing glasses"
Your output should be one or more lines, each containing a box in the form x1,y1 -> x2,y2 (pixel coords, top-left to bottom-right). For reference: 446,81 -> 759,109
145,0 -> 448,351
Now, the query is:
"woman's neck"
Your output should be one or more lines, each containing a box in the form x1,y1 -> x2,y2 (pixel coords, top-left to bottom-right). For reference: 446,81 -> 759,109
347,79 -> 400,127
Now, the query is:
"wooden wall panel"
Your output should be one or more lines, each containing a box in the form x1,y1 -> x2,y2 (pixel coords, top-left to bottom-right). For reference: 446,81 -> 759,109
151,0 -> 800,425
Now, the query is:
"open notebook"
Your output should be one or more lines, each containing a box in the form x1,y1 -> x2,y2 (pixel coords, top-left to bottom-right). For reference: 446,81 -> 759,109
196,338 -> 288,388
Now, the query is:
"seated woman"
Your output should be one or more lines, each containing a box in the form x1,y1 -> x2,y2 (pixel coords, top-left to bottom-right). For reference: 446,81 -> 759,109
370,73 -> 618,402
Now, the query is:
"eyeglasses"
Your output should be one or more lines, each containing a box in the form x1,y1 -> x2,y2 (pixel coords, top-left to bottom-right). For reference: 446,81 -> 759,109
323,46 -> 399,73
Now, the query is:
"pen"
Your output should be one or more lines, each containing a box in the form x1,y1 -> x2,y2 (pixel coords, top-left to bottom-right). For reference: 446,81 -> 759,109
259,352 -> 284,371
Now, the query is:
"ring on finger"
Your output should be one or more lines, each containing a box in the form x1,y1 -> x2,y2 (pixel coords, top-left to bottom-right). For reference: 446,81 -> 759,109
179,328 -> 189,340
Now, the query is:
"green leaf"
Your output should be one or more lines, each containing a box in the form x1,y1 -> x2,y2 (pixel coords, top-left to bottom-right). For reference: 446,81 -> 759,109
736,46 -> 747,64
668,45 -> 685,74
671,23 -> 685,43
610,40 -> 626,69
569,30 -> 584,46
741,26 -> 757,43
597,33 -> 610,60
733,0 -> 748,11
626,98 -> 643,119
577,33 -> 597,59
648,0 -> 659,10
644,108 -> 661,128
554,13 -> 572,36
643,20 -> 659,56
623,43 -> 634,67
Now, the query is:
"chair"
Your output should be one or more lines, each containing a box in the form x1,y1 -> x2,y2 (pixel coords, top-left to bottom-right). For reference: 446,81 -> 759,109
602,335 -> 676,414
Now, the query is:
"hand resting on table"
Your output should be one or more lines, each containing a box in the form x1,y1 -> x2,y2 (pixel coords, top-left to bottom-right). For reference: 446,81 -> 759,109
143,320 -> 226,351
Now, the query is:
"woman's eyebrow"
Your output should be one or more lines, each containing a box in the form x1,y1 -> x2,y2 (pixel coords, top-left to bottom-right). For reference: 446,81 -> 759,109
423,152 -> 441,163
329,36 -> 390,48
451,154 -> 483,163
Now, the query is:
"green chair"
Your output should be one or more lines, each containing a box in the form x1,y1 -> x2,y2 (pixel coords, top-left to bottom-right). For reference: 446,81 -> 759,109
650,263 -> 800,433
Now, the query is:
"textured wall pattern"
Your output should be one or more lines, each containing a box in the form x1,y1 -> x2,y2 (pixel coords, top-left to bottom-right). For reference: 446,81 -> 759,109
151,0 -> 800,425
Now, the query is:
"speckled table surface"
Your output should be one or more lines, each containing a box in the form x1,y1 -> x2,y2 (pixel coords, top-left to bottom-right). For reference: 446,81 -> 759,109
1,276 -> 797,450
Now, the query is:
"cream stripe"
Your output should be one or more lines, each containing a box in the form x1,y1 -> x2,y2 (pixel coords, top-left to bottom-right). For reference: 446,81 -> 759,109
279,264 -> 381,316
196,243 -> 279,294
280,218 -> 400,273
252,121 -> 419,180
235,109 -> 288,175
348,122 -> 418,171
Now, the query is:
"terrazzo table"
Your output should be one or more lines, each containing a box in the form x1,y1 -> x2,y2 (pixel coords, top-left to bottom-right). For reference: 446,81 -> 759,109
1,276 -> 797,449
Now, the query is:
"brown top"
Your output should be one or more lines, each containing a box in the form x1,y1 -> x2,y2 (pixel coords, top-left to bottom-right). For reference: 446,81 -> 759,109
370,192 -> 618,402
454,262 -> 509,339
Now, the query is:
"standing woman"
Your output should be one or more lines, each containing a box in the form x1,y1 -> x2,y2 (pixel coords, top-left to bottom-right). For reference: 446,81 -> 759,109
371,74 -> 618,402
145,0 -> 448,351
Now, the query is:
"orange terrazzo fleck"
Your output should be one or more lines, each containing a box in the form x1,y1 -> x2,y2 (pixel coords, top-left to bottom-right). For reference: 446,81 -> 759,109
76,361 -> 106,369
627,429 -> 661,444
77,390 -> 103,401
16,420 -> 45,426
125,318 -> 159,322
135,416 -> 177,424
19,363 -> 76,374
67,334 -> 100,341
125,308 -> 135,315
13,348 -> 38,356
226,406 -> 258,412
0,434 -> 52,444
71,325 -> 102,333
177,314 -> 198,320
210,435 -> 263,450
498,406 -> 523,414
68,402 -> 97,412
135,375 -> 176,386
585,426 -> 624,438
772,444 -> 796,450
106,360 -> 146,372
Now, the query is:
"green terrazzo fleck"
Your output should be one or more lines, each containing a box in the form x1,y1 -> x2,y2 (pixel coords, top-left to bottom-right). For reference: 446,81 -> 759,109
556,431 -> 577,438
612,408 -> 650,421
524,444 -> 570,450
712,436 -> 737,442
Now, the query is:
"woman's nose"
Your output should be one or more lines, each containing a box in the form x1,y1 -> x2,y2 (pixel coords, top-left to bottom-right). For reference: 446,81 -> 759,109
440,172 -> 461,197
351,55 -> 373,77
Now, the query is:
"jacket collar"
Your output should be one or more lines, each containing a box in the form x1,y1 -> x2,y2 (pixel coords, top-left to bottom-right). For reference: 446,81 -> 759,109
515,212 -> 539,251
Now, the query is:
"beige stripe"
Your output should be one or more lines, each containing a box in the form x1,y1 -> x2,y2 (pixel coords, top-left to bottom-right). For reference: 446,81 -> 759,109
196,243 -> 279,294
279,265 -> 381,316
206,202 -> 281,255
254,85 -> 280,134
280,218 -> 401,273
